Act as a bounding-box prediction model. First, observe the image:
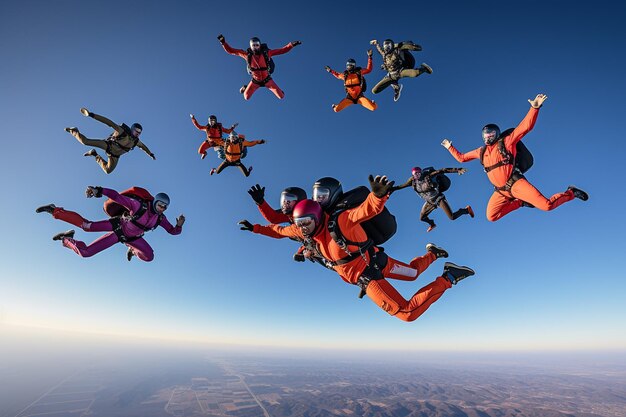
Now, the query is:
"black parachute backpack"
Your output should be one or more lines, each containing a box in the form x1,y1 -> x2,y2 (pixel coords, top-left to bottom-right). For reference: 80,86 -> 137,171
328,186 -> 397,247
421,167 -> 452,193
480,128 -> 534,174
246,44 -> 275,75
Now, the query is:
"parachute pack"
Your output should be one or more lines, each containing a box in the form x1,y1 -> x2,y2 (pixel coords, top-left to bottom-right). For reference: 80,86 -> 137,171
421,167 -> 451,193
246,44 -> 275,75
480,128 -> 534,174
327,185 -> 397,256
103,186 -> 162,234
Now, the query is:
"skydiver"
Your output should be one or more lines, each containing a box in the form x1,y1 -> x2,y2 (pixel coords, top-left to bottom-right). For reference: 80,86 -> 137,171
239,175 -> 475,322
325,50 -> 377,112
392,166 -> 474,232
36,186 -> 184,261
190,114 -> 237,159
65,107 -> 155,174
370,39 -> 433,102
442,93 -> 588,221
209,131 -> 265,177
218,34 -> 301,100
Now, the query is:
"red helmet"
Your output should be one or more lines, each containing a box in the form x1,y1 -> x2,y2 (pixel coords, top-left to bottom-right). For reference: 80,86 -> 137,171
292,199 -> 324,236
411,166 -> 422,179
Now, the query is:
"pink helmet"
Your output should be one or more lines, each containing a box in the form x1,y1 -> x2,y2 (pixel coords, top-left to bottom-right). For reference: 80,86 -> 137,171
411,166 -> 422,179
292,199 -> 323,224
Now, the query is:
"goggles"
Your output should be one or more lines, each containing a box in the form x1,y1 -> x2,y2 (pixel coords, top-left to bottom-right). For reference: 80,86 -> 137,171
294,216 -> 315,228
312,187 -> 330,206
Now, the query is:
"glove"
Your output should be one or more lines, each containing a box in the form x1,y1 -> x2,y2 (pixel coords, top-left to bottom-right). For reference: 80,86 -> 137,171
149,153 -> 156,160
217,34 -> 225,43
292,40 -> 302,46
368,175 -> 394,198
247,184 -> 265,205
293,253 -> 305,262
458,168 -> 467,175
367,49 -> 373,56
258,139 -> 266,144
86,186 -> 103,198
441,139 -> 452,149
176,214 -> 186,227
238,220 -> 254,232
325,65 -> 331,72
190,114 -> 194,119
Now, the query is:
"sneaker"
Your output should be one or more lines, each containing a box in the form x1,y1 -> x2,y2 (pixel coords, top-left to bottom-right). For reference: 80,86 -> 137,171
210,168 -> 216,176
393,84 -> 403,102
239,85 -> 247,95
80,107 -> 90,117
443,262 -> 475,285
426,223 -> 436,233
83,149 -> 98,157
52,230 -> 75,241
36,204 -> 56,214
426,243 -> 448,259
567,186 -> 589,201
126,247 -> 135,261
420,63 -> 433,74
466,205 -> 474,218
200,153 -> 206,160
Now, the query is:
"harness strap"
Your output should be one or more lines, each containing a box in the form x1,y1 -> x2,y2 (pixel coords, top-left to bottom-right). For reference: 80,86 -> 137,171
109,217 -> 143,243
251,75 -> 272,86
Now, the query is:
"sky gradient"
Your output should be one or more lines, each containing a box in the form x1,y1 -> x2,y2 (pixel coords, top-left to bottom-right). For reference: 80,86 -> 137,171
1,0 -> 625,352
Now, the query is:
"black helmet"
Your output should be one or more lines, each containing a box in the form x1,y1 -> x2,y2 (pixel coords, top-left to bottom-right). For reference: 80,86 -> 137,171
312,177 -> 343,210
249,37 -> 261,51
208,115 -> 217,125
280,187 -> 307,215
346,58 -> 356,71
482,123 -> 501,145
383,39 -> 394,53
130,123 -> 143,137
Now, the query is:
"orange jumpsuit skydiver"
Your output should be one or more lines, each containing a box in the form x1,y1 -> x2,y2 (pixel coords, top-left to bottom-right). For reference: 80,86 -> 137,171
446,106 -> 576,221
252,192 -> 451,322
328,55 -> 377,112
210,136 -> 264,177
190,116 -> 235,157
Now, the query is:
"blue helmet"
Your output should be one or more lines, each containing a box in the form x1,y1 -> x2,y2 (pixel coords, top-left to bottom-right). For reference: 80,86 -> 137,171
153,192 -> 170,211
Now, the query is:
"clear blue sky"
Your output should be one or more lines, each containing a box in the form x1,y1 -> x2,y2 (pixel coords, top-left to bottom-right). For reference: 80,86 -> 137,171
1,0 -> 624,351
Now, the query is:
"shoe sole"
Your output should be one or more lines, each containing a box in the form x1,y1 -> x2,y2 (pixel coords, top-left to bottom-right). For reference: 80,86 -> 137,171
52,230 -> 75,241
443,262 -> 475,284
568,186 -> 588,201
421,63 -> 433,74
426,243 -> 448,258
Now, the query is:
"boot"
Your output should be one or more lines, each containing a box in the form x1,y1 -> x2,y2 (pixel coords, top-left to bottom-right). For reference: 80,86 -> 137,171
127,247 -> 135,261
392,84 -> 403,102
36,204 -> 56,214
52,230 -> 75,241
239,85 -> 247,95
332,104 -> 337,111
83,149 -> 98,157
426,243 -> 448,259
210,168 -> 216,176
426,223 -> 436,233
420,63 -> 433,74
200,153 -> 206,160
64,127 -> 78,134
567,186 -> 589,201
443,262 -> 475,285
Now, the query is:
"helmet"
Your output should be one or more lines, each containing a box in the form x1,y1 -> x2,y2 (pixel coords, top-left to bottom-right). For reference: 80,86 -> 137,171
411,166 -> 422,180
250,37 -> 261,51
153,192 -> 170,211
482,123 -> 501,145
383,39 -> 394,53
208,115 -> 217,126
292,199 -> 324,236
228,131 -> 239,142
346,58 -> 356,71
280,187 -> 307,215
130,123 -> 143,137
312,177 -> 343,210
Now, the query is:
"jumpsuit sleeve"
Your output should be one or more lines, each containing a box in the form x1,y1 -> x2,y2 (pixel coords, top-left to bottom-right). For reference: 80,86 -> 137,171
253,223 -> 303,240
268,43 -> 295,57
505,106 -> 540,149
222,125 -> 233,134
344,192 -> 388,225
329,69 -> 344,80
191,118 -> 206,131
135,139 -> 153,157
257,201 -> 291,224
362,55 -> 373,75
159,216 -> 182,235
242,140 -> 263,147
447,145 -> 482,163
102,188 -> 141,213
375,44 -> 385,56
213,138 -> 225,147
221,40 -> 247,59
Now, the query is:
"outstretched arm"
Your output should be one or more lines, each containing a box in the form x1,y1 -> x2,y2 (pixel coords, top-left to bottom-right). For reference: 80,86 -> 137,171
136,140 -> 156,160
431,168 -> 467,176
326,66 -> 343,80
441,139 -> 481,163
268,41 -> 297,57
242,139 -> 265,147
159,215 -> 183,235
370,39 -> 384,56
505,94 -> 546,148
345,175 -> 393,225
190,115 -> 206,131
362,51 -> 374,75
392,177 -> 413,191
219,38 -> 247,59
100,188 -> 142,212
89,111 -> 124,134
